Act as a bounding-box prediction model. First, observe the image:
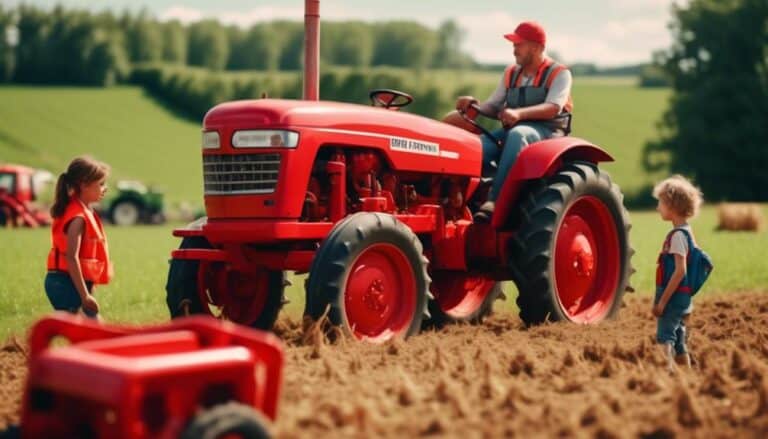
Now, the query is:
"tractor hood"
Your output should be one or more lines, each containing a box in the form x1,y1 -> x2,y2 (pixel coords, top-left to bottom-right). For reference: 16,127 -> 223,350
204,99 -> 482,155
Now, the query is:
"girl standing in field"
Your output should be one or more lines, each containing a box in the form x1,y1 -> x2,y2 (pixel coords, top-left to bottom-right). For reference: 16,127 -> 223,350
45,157 -> 112,318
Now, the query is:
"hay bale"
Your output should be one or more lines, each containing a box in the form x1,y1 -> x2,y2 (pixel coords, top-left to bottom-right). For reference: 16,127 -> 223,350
717,203 -> 764,232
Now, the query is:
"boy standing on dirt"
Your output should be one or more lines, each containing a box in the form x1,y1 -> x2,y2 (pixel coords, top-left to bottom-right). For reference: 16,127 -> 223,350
652,175 -> 704,370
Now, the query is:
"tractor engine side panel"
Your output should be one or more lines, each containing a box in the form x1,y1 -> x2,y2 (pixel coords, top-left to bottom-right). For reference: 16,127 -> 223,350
202,127 -> 482,220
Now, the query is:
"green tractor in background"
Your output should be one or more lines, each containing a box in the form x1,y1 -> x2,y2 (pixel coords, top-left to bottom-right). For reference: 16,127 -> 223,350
101,180 -> 165,226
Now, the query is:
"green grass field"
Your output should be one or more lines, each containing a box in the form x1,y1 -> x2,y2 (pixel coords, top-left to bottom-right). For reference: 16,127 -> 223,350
1,205 -> 765,340
0,86 -> 203,206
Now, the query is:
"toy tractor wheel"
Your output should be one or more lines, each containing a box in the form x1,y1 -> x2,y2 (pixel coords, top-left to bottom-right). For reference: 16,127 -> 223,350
511,161 -> 633,325
165,237 -> 285,330
180,402 -> 270,439
423,273 -> 504,328
305,212 -> 429,343
110,199 -> 141,226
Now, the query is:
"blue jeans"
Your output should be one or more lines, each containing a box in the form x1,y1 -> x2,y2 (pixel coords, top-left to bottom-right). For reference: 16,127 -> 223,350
655,290 -> 692,355
481,122 -> 554,201
44,271 -> 98,318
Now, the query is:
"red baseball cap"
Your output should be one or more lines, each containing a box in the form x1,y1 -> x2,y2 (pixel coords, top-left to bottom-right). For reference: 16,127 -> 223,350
504,21 -> 546,46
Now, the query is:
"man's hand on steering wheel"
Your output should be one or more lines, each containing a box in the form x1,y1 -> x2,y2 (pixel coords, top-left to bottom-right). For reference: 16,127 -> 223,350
498,108 -> 522,128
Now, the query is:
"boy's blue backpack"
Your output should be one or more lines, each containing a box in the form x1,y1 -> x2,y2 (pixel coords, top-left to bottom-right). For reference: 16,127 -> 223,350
673,228 -> 714,295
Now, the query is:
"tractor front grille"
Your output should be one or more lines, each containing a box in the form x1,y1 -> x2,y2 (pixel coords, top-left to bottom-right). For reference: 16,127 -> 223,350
203,153 -> 281,195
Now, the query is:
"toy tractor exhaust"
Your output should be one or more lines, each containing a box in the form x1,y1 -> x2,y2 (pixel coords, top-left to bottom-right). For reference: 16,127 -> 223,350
165,0 -> 634,343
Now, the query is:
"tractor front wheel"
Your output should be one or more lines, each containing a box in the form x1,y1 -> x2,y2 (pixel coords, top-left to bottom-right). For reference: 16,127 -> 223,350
304,212 -> 429,343
165,237 -> 285,330
511,161 -> 633,325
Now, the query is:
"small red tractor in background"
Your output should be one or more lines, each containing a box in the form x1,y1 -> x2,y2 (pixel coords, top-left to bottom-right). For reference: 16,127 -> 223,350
19,313 -> 282,439
0,164 -> 53,228
166,0 -> 634,342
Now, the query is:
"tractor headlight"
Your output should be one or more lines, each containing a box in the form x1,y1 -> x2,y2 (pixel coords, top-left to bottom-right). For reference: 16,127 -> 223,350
232,130 -> 299,148
202,131 -> 220,149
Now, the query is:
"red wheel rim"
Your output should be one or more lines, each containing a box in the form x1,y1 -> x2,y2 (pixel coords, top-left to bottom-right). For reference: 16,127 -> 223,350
197,262 -> 270,326
553,196 -> 620,323
343,243 -> 417,342
431,273 -> 495,318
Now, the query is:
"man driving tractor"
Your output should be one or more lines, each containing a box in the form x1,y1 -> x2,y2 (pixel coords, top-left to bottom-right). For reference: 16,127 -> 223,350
451,21 -> 573,222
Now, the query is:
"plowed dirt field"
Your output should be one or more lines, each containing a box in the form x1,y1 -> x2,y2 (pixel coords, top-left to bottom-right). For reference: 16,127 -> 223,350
3,293 -> 768,438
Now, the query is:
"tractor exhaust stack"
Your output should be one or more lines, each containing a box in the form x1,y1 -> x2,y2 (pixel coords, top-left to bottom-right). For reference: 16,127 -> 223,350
303,0 -> 320,101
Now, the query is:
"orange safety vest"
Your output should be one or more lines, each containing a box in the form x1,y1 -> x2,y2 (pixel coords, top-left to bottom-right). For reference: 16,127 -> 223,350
47,199 -> 112,284
502,58 -> 574,114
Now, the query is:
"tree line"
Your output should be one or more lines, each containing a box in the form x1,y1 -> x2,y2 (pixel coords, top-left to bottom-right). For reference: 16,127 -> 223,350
0,5 -> 476,86
643,0 -> 768,201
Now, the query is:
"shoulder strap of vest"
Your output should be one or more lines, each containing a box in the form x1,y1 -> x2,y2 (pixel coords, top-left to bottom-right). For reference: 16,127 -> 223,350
503,65 -> 517,89
543,62 -> 569,89
533,59 -> 555,87
79,200 -> 105,241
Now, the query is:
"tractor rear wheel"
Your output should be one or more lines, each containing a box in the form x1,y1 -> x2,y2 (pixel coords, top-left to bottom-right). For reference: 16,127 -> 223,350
511,161 -> 633,325
423,273 -> 504,328
304,212 -> 429,343
165,237 -> 285,330
180,402 -> 270,439
110,199 -> 142,226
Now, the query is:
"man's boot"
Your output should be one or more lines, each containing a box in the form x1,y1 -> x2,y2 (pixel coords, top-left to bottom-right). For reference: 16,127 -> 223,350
473,201 -> 495,223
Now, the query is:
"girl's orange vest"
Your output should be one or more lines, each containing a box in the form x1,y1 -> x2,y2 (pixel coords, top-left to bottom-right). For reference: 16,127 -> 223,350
47,199 -> 112,284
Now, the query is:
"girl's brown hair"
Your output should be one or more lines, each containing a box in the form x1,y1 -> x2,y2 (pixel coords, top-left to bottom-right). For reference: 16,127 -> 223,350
50,156 -> 110,218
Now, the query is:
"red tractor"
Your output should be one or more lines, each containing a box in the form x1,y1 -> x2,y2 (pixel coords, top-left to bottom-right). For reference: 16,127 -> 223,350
19,313 -> 283,439
166,0 -> 633,342
0,164 -> 53,228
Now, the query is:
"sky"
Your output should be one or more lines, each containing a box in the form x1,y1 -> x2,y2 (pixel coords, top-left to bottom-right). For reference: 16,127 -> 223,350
5,0 -> 688,67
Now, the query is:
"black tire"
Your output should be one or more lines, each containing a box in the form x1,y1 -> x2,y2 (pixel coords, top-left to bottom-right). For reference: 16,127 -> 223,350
165,237 -> 285,330
304,212 -> 430,341
424,278 -> 504,328
109,199 -> 142,226
180,402 -> 270,439
511,161 -> 633,325
166,236 -> 210,318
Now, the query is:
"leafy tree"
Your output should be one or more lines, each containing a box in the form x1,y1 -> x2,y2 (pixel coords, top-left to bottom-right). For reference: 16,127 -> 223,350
229,23 -> 282,70
643,0 -> 768,200
161,20 -> 187,64
188,19 -> 229,71
124,10 -> 162,63
372,22 -> 438,70
433,20 -> 473,68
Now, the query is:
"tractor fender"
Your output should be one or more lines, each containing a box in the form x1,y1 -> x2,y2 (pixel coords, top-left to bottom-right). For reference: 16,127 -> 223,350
491,137 -> 614,229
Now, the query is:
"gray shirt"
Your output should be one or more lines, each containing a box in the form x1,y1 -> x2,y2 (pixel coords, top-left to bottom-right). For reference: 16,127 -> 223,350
478,63 -> 573,116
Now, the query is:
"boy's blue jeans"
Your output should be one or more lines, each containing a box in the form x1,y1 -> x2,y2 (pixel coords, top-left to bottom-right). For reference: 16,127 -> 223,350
44,271 -> 98,318
481,122 -> 554,201
655,289 -> 693,355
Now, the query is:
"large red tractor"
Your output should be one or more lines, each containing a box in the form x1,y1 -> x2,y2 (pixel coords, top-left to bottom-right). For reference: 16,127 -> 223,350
166,1 -> 633,343
0,164 -> 53,228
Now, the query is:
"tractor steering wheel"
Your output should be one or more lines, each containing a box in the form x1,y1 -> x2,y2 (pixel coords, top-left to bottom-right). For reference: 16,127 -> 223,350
369,89 -> 414,109
457,103 -> 504,148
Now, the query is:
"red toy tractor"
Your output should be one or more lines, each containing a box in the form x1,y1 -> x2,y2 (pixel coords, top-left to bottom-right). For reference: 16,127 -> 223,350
0,164 -> 53,228
165,0 -> 634,343
19,313 -> 283,439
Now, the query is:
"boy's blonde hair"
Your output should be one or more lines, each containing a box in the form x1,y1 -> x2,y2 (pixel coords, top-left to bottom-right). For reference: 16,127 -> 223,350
652,175 -> 703,219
